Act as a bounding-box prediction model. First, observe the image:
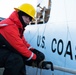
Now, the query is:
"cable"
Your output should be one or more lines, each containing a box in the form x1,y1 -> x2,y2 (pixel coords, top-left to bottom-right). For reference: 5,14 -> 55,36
36,68 -> 38,75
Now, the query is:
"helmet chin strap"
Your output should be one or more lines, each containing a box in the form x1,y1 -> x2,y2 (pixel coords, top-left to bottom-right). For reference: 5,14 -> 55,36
18,11 -> 27,27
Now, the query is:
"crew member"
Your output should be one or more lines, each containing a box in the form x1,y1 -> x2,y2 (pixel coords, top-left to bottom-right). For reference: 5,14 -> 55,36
0,3 -> 45,75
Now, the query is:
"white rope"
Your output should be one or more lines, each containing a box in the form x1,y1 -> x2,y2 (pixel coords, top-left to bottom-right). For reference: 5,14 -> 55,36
46,64 -> 76,74
54,65 -> 76,74
36,63 -> 76,75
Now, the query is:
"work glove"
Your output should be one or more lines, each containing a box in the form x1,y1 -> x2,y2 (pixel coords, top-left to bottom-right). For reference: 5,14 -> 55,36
25,49 -> 45,68
40,61 -> 54,71
31,49 -> 45,66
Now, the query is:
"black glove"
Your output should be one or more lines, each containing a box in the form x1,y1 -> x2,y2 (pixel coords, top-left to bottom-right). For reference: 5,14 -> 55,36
41,61 -> 54,71
31,49 -> 45,66
25,49 -> 45,67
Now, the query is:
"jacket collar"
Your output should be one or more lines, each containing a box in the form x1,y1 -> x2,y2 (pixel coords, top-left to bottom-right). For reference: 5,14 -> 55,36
9,11 -> 23,29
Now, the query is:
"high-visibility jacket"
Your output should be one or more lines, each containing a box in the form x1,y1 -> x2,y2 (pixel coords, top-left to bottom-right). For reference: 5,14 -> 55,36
0,11 -> 36,60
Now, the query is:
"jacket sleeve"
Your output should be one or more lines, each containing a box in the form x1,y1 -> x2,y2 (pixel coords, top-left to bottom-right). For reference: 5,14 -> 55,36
1,25 -> 36,60
22,36 -> 35,51
22,36 -> 30,48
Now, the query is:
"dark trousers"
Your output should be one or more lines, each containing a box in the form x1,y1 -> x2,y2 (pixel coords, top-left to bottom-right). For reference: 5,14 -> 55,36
0,48 -> 26,75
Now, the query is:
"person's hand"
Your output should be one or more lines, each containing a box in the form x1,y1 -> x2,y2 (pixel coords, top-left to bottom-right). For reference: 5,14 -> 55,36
31,49 -> 45,66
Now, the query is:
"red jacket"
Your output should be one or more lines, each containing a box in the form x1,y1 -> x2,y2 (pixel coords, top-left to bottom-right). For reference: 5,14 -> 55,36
0,11 -> 36,60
